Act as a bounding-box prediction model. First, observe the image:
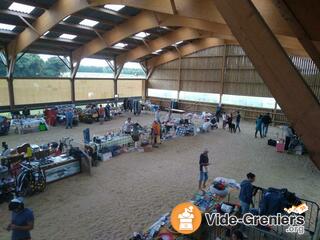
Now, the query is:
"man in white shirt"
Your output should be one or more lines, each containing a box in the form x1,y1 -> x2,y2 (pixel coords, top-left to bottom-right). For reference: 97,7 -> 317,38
201,119 -> 212,132
123,117 -> 133,134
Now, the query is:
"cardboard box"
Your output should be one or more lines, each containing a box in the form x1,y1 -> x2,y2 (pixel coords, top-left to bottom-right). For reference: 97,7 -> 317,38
99,152 -> 112,161
143,145 -> 153,152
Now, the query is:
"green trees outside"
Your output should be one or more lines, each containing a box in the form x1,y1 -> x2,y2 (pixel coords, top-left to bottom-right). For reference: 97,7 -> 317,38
0,53 -> 145,77
13,54 -> 68,77
0,62 -> 6,76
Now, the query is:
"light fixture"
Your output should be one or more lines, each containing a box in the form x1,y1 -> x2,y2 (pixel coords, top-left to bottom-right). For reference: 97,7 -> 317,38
152,49 -> 162,54
79,19 -> 99,27
0,23 -> 16,31
114,43 -> 127,48
104,4 -> 125,11
134,32 -> 150,38
59,34 -> 77,40
63,16 -> 70,21
8,2 -> 35,14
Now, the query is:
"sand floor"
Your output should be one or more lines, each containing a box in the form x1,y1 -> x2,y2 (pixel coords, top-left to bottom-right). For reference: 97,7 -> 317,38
0,112 -> 319,240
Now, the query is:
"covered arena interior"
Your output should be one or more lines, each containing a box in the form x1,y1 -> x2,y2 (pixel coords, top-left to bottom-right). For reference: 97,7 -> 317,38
0,0 -> 320,239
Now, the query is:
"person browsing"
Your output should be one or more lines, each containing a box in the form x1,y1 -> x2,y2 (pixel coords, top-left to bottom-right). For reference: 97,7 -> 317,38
199,149 -> 210,190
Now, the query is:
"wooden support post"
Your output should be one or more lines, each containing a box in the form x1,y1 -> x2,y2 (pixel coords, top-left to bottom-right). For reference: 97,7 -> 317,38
70,58 -> 79,103
215,0 -> 320,169
113,57 -> 117,97
145,67 -> 154,100
114,57 -> 123,97
6,51 -> 16,109
177,55 -> 182,101
272,101 -> 278,126
105,59 -> 115,72
219,44 -> 227,104
7,79 -> 15,109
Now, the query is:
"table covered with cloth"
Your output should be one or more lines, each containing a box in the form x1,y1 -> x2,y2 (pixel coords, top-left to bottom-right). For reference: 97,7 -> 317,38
89,134 -> 134,151
133,177 -> 240,240
10,118 -> 48,134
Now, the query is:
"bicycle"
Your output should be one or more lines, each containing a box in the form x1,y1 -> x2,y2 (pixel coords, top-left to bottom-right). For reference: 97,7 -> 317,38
16,161 -> 46,197
59,137 -> 74,154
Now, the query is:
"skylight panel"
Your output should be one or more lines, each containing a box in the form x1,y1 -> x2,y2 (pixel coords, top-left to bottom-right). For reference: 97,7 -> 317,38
175,41 -> 183,45
104,4 -> 125,11
63,16 -> 70,21
43,31 -> 50,36
134,32 -> 150,38
8,2 -> 35,14
114,43 -> 127,48
79,19 -> 99,27
59,34 -> 77,40
152,49 -> 162,54
0,23 -> 16,31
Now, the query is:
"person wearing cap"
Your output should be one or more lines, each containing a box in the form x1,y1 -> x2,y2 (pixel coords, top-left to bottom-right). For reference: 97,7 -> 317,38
199,149 -> 210,190
7,198 -> 34,240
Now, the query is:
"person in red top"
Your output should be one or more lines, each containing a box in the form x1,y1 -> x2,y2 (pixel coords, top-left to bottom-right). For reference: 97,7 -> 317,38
151,121 -> 161,147
98,104 -> 105,125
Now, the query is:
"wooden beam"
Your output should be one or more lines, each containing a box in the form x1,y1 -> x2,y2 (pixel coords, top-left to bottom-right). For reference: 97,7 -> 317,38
113,57 -> 123,96
105,59 -> 115,72
72,9 -> 307,65
18,16 -> 41,36
7,0 -> 90,58
214,0 -> 320,169
70,59 -> 80,103
146,67 -> 154,79
170,0 -> 178,15
116,27 -> 215,66
3,0 -> 316,59
219,44 -> 227,104
145,67 -> 154,99
88,0 -> 320,42
272,0 -> 320,69
177,55 -> 182,101
0,9 -> 105,34
5,48 -> 16,108
147,38 -> 228,68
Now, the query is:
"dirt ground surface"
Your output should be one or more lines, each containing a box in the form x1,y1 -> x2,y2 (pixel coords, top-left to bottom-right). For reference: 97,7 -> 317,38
0,112 -> 319,240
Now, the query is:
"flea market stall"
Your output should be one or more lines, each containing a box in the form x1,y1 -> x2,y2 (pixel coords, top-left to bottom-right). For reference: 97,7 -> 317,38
10,117 -> 48,134
0,140 -> 83,202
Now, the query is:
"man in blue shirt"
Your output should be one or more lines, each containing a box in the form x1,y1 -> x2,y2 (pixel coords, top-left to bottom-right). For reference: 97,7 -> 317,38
239,172 -> 256,215
255,115 -> 263,138
65,108 -> 74,129
7,198 -> 34,240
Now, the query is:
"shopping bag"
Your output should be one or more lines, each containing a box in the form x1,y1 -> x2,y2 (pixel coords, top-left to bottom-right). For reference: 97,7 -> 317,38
276,139 -> 285,152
